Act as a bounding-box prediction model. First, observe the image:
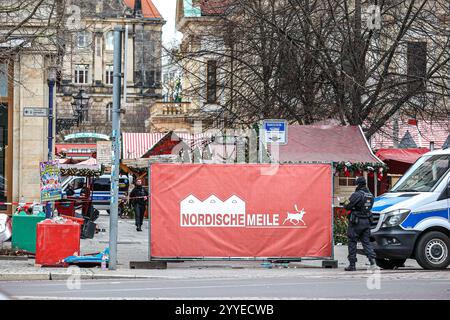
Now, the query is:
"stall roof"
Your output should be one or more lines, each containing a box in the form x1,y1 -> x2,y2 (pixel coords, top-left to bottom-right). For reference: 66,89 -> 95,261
77,158 -> 98,166
276,125 -> 382,163
122,133 -> 166,159
122,132 -> 211,160
371,120 -> 450,149
375,148 -> 429,164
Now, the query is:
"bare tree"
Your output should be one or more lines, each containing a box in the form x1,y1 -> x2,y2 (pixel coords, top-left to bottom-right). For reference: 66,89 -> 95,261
175,0 -> 450,137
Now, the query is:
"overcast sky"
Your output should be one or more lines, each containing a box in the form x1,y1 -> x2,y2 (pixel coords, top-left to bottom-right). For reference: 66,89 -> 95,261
153,0 -> 182,47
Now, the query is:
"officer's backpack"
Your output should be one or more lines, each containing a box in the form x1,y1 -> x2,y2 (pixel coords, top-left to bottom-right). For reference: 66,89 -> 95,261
358,191 -> 374,217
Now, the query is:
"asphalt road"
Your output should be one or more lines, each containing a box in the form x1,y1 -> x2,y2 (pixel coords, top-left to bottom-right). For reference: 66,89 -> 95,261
1,274 -> 450,300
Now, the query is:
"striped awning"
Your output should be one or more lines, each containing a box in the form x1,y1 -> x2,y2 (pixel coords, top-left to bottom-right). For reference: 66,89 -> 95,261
122,133 -> 166,159
122,132 -> 212,160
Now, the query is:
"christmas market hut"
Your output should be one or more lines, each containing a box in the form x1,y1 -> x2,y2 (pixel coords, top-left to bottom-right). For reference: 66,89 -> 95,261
375,148 -> 430,195
267,124 -> 386,203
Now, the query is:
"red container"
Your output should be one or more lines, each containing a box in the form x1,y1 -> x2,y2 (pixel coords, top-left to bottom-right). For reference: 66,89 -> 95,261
35,219 -> 81,267
61,215 -> 84,226
55,200 -> 76,217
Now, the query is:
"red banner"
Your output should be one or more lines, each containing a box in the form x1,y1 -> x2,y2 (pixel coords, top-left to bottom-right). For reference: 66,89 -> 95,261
150,164 -> 332,258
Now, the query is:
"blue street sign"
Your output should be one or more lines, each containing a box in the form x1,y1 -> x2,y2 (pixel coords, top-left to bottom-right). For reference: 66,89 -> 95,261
263,119 -> 288,144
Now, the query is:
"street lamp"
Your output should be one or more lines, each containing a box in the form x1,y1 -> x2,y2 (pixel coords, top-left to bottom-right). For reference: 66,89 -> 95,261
56,89 -> 90,134
46,65 -> 57,218
71,89 -> 90,124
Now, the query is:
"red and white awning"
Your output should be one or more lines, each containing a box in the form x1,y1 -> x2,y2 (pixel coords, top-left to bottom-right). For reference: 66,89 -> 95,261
122,133 -> 166,160
122,132 -> 212,160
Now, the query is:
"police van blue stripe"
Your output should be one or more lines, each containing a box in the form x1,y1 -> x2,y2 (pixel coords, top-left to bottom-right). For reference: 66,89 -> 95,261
372,196 -> 412,212
401,209 -> 450,228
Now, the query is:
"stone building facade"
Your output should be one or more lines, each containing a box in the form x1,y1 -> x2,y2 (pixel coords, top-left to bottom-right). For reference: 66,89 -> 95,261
56,0 -> 164,141
0,1 -> 60,213
144,0 -> 224,134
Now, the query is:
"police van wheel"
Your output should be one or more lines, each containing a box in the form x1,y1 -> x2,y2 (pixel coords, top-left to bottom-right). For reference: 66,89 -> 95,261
375,258 -> 406,270
415,231 -> 450,270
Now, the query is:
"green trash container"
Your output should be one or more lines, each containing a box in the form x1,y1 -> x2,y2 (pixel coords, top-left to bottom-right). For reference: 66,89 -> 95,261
12,211 -> 46,253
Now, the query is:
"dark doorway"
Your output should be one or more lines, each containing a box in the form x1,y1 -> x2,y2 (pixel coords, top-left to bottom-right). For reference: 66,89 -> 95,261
0,103 -> 7,211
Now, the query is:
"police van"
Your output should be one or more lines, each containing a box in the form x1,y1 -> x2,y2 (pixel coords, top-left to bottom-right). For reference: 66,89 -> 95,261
370,148 -> 450,270
61,174 -> 131,212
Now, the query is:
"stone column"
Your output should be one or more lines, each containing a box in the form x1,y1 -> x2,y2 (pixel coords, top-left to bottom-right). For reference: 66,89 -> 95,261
15,54 -> 47,202
94,30 -> 103,85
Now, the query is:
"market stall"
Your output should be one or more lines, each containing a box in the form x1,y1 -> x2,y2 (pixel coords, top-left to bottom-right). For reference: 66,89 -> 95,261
375,148 -> 429,194
55,164 -> 103,238
269,125 -> 385,200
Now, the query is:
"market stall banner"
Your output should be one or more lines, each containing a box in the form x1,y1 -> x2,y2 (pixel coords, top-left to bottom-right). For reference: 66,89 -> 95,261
150,164 -> 333,258
40,161 -> 62,202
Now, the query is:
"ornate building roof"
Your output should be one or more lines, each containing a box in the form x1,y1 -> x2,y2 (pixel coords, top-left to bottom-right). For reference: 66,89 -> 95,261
123,0 -> 162,19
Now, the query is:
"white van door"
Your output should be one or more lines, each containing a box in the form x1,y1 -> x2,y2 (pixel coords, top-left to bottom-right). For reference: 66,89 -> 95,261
62,176 -> 86,197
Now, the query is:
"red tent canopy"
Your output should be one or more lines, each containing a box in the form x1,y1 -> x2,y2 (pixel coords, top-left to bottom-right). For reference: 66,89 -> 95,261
375,148 -> 429,164
77,158 -> 98,166
276,125 -> 382,163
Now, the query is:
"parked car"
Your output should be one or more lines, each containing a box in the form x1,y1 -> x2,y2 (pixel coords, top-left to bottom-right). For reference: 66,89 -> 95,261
370,148 -> 450,270
0,213 -> 12,242
0,174 -> 6,197
61,174 -> 131,211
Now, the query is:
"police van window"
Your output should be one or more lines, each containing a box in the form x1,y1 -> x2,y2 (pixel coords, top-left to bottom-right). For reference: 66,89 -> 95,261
73,178 -> 85,190
93,178 -> 110,192
392,154 -> 450,192
92,177 -> 129,192
119,178 -> 129,192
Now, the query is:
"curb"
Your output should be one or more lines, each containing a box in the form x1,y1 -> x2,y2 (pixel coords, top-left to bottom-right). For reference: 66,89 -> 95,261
0,256 -> 29,261
0,273 -> 50,281
0,273 -> 178,281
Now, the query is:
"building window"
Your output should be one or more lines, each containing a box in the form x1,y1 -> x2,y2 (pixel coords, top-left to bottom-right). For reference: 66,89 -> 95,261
105,65 -> 113,85
338,172 -> 357,187
76,31 -> 90,48
407,41 -> 427,93
206,60 -> 217,103
74,64 -> 89,84
105,31 -> 114,51
81,108 -> 89,122
106,102 -> 112,122
0,63 -> 7,97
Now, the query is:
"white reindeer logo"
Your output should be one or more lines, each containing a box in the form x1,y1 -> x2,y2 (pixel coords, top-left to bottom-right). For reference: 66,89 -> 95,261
283,205 -> 306,226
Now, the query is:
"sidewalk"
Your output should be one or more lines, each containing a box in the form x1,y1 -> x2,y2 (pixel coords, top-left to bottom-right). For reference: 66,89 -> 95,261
0,213 -> 432,282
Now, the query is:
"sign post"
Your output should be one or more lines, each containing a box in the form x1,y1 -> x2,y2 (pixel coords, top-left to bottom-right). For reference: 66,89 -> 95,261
23,107 -> 48,117
109,26 -> 123,270
97,141 -> 112,167
39,161 -> 62,211
262,119 -> 288,145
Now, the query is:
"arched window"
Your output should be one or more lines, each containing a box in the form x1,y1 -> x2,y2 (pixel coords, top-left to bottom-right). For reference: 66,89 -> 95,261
105,31 -> 114,51
76,31 -> 90,48
106,102 -> 113,122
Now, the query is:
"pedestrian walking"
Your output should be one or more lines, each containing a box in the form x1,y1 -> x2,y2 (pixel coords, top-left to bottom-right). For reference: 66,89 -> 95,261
343,176 -> 376,271
129,179 -> 148,231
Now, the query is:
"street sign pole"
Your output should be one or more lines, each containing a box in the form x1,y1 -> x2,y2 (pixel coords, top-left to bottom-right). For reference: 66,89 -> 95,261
46,67 -> 56,218
109,26 -> 123,270
258,120 -> 263,163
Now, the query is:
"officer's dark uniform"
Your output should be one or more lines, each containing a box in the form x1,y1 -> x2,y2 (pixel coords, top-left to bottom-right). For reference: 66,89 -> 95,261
344,176 -> 376,271
130,183 -> 149,231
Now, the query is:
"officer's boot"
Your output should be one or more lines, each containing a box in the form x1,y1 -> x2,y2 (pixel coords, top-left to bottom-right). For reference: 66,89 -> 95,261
345,263 -> 356,271
369,258 -> 376,267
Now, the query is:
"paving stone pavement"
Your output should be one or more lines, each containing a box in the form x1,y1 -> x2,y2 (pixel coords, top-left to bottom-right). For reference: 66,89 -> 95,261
1,212 -> 448,281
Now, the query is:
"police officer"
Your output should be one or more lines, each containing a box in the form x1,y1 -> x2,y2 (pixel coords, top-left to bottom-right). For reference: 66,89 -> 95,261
129,179 -> 149,232
344,176 -> 376,271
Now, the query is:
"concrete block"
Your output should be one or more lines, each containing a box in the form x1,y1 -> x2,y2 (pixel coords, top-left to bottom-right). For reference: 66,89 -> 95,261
322,260 -> 339,268
129,260 -> 167,269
